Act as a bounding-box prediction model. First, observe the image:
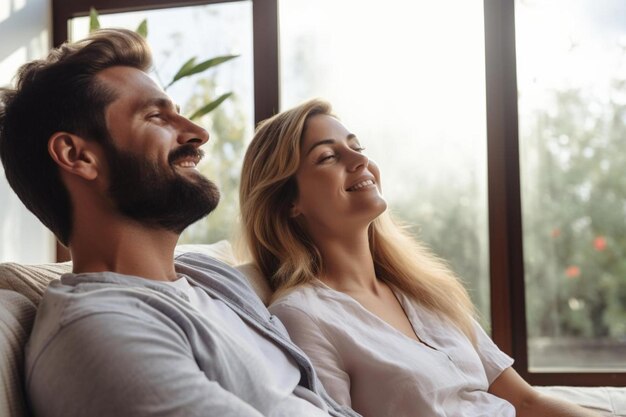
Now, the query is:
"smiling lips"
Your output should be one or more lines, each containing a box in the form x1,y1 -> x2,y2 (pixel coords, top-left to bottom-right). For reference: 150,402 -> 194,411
173,155 -> 200,169
347,179 -> 376,192
169,146 -> 205,169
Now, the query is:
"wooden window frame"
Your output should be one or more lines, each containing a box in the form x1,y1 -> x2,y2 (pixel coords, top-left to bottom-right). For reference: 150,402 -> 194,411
52,0 -> 625,385
484,0 -> 625,386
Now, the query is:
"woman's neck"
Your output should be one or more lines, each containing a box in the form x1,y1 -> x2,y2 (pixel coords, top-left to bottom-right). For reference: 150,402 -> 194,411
314,230 -> 381,294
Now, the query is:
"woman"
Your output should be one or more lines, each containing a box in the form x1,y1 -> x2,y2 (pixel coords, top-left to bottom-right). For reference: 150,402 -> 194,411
239,99 -> 599,417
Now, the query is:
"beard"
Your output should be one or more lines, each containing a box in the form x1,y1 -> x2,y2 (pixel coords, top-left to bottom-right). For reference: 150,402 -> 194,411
105,143 -> 220,233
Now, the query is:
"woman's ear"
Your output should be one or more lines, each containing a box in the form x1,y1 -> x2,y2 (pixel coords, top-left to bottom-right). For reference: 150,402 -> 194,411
48,132 -> 100,181
289,202 -> 301,218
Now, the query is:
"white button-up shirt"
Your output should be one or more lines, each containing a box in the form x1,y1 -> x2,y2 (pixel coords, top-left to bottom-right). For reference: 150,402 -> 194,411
270,280 -> 515,417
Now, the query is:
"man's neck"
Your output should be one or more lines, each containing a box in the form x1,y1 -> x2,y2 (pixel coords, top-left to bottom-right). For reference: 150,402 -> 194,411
69,220 -> 180,282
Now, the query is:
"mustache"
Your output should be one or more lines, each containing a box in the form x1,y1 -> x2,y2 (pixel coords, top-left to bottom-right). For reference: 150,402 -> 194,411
168,144 -> 205,165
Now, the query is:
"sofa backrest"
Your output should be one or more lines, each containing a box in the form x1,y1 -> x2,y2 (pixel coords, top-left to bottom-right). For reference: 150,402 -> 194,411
0,290 -> 37,417
0,262 -> 72,307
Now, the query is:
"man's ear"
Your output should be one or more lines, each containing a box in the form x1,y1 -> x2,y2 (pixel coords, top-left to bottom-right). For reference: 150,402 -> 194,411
48,132 -> 100,181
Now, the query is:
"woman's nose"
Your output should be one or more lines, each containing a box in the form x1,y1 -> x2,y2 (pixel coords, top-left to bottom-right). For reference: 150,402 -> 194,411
347,150 -> 369,172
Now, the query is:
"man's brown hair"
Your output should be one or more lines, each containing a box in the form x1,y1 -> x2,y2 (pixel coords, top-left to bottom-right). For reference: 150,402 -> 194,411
0,29 -> 152,245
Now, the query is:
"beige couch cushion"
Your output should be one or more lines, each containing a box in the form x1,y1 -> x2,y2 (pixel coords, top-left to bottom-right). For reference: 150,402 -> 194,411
0,290 -> 37,417
535,386 -> 626,417
0,262 -> 71,306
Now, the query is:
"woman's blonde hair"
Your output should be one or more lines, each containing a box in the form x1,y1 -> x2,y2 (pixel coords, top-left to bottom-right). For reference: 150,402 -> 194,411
240,99 -> 477,343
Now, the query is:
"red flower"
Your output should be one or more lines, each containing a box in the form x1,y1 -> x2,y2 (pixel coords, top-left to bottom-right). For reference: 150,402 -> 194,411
551,228 -> 561,238
594,236 -> 606,251
565,266 -> 580,278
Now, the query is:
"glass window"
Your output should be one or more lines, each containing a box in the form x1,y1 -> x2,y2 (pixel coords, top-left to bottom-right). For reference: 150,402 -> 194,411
279,0 -> 491,325
70,1 -> 254,244
516,0 -> 626,371
0,0 -> 55,263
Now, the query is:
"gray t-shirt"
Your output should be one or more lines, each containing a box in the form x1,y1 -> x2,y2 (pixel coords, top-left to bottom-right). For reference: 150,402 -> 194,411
25,253 -> 359,417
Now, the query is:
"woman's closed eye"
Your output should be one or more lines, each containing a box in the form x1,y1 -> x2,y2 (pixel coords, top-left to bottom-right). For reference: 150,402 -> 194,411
317,153 -> 337,164
317,146 -> 366,164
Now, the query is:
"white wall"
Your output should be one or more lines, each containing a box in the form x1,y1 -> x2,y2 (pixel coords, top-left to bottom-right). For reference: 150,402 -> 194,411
0,0 -> 55,263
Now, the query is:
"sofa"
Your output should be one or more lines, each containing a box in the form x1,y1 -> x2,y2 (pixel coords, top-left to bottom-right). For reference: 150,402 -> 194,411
0,241 -> 624,417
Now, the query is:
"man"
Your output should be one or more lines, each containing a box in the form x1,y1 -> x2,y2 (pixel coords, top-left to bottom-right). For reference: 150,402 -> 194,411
0,29 -> 359,417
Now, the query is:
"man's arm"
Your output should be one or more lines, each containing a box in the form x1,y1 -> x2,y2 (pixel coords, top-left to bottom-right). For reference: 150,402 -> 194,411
26,311 -> 266,417
488,367 -> 603,417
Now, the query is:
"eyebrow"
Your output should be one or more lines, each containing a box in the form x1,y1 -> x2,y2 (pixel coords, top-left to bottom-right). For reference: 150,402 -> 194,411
136,97 -> 181,114
306,134 -> 358,156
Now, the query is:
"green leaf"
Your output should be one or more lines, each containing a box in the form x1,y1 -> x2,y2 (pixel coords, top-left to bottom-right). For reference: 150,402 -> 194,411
136,19 -> 148,38
89,8 -> 101,32
166,57 -> 197,89
168,55 -> 239,87
189,93 -> 233,120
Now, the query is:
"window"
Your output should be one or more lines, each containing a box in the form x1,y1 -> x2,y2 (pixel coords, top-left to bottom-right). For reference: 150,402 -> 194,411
516,0 -> 626,372
1,0 -> 55,263
54,0 -> 626,385
279,0 -> 491,326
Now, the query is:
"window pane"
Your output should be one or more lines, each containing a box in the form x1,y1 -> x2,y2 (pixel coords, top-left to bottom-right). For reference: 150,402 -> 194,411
70,2 -> 254,244
279,0 -> 491,326
517,0 -> 626,371
0,0 -> 55,263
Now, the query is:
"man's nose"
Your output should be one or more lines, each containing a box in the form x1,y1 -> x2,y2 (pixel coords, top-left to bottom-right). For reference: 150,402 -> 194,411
178,118 -> 209,146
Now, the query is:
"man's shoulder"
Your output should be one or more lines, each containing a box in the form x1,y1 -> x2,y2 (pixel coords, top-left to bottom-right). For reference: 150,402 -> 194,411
174,251 -> 248,288
175,250 -> 235,270
175,252 -> 271,317
25,278 -> 178,379
30,274 -> 184,337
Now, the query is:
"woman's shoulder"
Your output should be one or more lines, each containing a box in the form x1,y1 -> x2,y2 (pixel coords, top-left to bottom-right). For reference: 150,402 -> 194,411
270,280 -> 347,317
270,281 -> 325,308
270,280 -> 360,328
